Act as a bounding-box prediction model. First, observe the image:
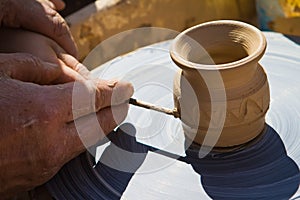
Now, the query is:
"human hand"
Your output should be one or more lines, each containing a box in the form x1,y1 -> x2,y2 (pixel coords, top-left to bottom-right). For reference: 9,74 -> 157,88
0,0 -> 78,57
0,28 -> 134,197
0,54 -> 133,198
0,27 -> 88,83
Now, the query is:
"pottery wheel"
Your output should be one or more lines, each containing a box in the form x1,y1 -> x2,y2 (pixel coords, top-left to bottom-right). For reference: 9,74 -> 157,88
47,32 -> 300,199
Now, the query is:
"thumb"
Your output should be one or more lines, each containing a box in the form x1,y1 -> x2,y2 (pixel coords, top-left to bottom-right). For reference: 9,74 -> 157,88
0,53 -> 61,84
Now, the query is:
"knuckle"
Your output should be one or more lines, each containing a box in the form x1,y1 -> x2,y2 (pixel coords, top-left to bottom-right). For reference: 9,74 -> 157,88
96,85 -> 109,109
73,81 -> 98,117
16,53 -> 42,68
27,54 -> 42,68
75,63 -> 90,78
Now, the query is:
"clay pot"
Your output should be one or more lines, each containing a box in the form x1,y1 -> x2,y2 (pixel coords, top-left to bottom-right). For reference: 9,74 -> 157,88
170,20 -> 270,147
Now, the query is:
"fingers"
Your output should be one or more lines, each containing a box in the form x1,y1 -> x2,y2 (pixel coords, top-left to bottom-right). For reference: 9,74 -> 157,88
68,80 -> 133,120
39,0 -> 65,11
19,0 -> 78,58
58,53 -> 91,79
64,103 -> 129,150
52,59 -> 87,83
93,79 -> 134,110
52,45 -> 90,81
48,79 -> 133,122
35,79 -> 132,161
0,53 -> 61,84
72,79 -> 133,121
49,0 -> 65,10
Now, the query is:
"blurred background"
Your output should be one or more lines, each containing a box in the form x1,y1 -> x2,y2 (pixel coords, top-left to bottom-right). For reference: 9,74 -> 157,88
59,0 -> 300,61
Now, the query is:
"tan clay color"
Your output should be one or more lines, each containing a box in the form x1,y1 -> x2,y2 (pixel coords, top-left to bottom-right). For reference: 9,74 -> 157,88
170,20 -> 270,147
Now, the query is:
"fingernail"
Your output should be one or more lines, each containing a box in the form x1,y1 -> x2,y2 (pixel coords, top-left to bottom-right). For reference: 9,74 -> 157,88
110,82 -> 134,105
126,82 -> 134,96
121,82 -> 134,98
107,79 -> 118,87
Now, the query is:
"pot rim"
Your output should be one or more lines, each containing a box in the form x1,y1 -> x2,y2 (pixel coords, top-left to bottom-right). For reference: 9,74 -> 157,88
170,20 -> 267,70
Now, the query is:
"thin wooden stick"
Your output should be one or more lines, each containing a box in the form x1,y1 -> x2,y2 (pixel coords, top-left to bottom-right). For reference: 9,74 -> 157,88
129,98 -> 180,118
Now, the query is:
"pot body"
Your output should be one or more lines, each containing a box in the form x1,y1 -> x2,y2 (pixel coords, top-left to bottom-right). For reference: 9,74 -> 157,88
170,20 -> 270,147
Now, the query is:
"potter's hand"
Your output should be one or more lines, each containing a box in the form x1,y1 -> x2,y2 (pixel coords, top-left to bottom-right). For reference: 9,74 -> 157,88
0,28 -> 89,83
0,27 -> 134,197
0,0 -> 77,57
0,59 -> 133,198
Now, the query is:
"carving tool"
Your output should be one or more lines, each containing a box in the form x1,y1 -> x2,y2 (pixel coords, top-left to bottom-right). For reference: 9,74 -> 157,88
128,98 -> 180,118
